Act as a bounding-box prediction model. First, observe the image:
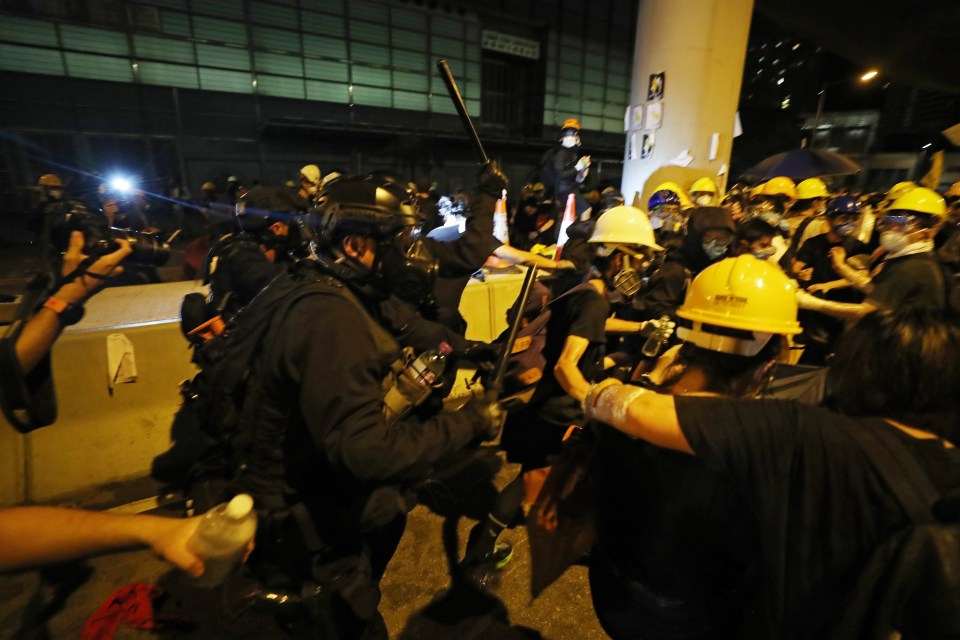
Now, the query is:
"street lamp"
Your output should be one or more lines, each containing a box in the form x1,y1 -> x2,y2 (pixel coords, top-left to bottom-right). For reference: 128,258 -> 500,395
811,69 -> 879,148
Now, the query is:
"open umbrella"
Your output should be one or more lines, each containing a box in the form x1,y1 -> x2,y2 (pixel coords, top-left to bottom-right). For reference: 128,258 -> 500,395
744,148 -> 862,181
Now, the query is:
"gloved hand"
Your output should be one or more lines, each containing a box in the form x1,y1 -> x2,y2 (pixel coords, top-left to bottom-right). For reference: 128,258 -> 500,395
462,340 -> 502,365
463,395 -> 506,442
477,160 -> 508,198
575,155 -> 591,172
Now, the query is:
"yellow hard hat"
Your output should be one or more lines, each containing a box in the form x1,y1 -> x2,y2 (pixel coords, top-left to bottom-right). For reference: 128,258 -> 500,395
561,118 -> 581,131
761,176 -> 797,200
38,173 -> 63,187
888,187 -> 947,218
944,181 -> 960,198
300,164 -> 321,185
690,177 -> 718,195
201,181 -> 216,191
588,205 -> 663,251
653,181 -> 693,208
886,181 -> 917,201
677,255 -> 801,356
796,178 -> 828,200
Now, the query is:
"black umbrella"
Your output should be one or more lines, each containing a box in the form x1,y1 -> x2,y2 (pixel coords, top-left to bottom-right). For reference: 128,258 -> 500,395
744,148 -> 862,181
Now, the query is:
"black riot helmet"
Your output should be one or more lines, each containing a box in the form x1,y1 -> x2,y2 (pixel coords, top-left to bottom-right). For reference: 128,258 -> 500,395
235,185 -> 310,256
315,175 -> 437,305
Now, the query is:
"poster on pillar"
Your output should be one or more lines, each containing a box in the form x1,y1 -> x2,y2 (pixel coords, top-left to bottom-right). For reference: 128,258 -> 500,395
628,132 -> 639,160
645,102 -> 663,129
630,105 -> 645,130
647,72 -> 665,101
641,133 -> 655,160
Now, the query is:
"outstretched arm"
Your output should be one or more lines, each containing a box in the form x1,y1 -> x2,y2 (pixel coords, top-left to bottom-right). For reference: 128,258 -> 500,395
583,379 -> 692,453
0,507 -> 204,576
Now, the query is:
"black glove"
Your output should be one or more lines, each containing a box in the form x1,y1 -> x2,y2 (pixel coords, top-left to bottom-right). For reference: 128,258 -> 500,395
461,395 -> 506,442
462,340 -> 502,365
477,160 -> 508,198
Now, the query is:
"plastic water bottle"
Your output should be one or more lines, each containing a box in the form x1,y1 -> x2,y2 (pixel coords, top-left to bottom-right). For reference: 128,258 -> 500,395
407,342 -> 453,387
187,493 -> 257,587
642,316 -> 674,358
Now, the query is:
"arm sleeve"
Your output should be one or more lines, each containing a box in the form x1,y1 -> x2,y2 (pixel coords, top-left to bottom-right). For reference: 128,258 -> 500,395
282,297 -> 478,483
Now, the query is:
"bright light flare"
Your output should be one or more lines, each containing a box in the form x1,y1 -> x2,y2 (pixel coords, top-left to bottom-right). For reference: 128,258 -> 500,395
109,176 -> 133,194
860,70 -> 878,82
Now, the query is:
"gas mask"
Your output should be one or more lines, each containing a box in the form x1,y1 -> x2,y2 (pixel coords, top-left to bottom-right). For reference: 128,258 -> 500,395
609,249 -> 652,298
377,228 -> 438,307
561,134 -> 580,149
702,238 -> 731,261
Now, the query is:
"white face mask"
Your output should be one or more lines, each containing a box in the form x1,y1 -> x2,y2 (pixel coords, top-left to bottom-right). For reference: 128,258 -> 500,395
695,195 -> 713,206
561,134 -> 579,148
879,230 -> 910,255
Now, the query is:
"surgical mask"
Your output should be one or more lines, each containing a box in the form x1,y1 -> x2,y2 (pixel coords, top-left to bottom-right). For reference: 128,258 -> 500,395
879,230 -> 910,255
561,134 -> 579,149
702,239 -> 731,260
751,246 -> 776,260
694,195 -> 713,206
833,222 -> 855,237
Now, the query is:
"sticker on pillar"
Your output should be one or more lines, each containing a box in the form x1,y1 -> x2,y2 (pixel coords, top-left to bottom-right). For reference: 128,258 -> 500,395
630,105 -> 644,130
647,72 -> 665,101
640,133 -> 655,160
645,102 -> 663,129
628,132 -> 640,160
106,333 -> 137,391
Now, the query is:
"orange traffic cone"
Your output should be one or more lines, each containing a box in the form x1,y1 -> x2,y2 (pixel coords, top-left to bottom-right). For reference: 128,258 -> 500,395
556,192 -> 577,249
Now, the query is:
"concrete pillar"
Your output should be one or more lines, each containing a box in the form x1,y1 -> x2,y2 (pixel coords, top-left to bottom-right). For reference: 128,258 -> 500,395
621,0 -> 754,207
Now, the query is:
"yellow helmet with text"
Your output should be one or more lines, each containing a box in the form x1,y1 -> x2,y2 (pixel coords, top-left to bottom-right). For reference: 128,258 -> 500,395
677,254 -> 801,356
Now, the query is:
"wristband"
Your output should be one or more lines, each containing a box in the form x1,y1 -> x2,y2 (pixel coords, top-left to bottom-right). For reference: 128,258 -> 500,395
42,295 -> 85,326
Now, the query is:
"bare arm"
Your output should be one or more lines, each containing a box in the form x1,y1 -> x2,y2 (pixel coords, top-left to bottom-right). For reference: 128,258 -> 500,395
553,334 -> 591,402
796,290 -> 877,321
583,380 -> 692,453
15,232 -> 131,373
493,245 -> 573,271
0,507 -> 204,576
604,317 -> 646,333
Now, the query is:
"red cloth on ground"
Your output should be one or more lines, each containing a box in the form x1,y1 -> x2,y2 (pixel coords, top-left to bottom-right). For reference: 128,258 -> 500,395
80,582 -> 163,640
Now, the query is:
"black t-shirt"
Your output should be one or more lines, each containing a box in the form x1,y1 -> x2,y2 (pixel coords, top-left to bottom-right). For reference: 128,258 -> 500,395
867,252 -> 946,311
795,234 -> 843,286
675,396 -> 960,635
592,426 -> 760,602
534,285 -> 609,421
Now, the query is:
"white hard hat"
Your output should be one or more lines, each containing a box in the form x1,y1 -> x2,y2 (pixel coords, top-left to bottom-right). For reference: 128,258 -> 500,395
588,205 -> 663,253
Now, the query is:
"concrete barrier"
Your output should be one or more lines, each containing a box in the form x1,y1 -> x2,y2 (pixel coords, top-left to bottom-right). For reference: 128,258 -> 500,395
0,271 -> 529,506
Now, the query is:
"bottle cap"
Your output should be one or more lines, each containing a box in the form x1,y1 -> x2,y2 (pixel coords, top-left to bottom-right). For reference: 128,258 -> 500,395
438,342 -> 453,356
225,494 -> 254,520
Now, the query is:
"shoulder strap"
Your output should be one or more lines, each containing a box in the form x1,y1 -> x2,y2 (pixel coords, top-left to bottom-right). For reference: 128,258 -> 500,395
842,419 -> 941,523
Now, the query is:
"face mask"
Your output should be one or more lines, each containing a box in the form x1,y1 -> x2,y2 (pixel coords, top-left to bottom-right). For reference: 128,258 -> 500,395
702,239 -> 731,260
879,230 -> 910,255
751,246 -> 776,260
695,195 -> 713,206
833,222 -> 855,237
561,135 -> 579,149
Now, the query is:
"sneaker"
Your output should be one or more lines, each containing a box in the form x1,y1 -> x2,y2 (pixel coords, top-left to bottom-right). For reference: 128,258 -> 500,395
459,542 -> 514,591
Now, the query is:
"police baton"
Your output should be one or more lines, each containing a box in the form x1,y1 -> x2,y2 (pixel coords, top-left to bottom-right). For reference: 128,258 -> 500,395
485,265 -> 538,405
435,58 -> 489,164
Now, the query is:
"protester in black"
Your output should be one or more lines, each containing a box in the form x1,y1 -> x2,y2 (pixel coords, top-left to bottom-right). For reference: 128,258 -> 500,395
585,308 -> 960,638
